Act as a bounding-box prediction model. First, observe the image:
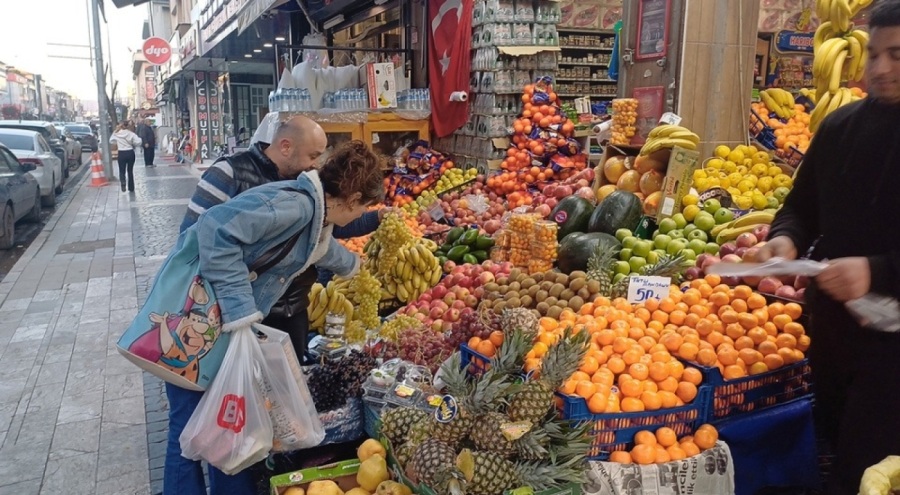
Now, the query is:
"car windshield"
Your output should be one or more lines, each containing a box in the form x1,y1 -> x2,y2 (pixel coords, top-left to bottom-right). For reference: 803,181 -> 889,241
66,125 -> 92,134
0,134 -> 35,151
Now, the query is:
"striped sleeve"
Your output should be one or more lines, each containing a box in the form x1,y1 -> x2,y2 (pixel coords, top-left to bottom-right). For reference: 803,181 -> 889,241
179,161 -> 239,233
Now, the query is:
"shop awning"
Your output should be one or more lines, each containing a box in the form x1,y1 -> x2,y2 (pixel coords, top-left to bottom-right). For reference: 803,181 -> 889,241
110,0 -> 150,7
237,0 -> 287,35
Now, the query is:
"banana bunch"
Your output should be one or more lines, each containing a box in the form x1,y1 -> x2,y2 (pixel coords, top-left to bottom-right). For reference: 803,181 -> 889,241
798,88 -> 817,105
368,240 -> 442,303
710,210 -> 776,245
859,455 -> 900,495
810,87 -> 864,130
639,125 -> 700,156
759,89 -> 796,119
308,281 -> 355,330
817,0 -> 873,33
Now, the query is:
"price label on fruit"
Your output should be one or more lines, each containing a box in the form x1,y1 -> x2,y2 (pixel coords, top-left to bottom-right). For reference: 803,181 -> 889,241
626,276 -> 672,304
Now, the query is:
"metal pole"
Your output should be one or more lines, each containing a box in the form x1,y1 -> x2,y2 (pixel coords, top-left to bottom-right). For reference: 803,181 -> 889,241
89,0 -> 114,179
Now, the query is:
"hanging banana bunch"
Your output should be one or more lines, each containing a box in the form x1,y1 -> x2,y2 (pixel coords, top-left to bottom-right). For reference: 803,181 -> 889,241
760,88 -> 796,119
810,0 -> 873,131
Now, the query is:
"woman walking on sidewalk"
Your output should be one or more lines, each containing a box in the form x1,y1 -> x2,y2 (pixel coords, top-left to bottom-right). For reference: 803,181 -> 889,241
110,121 -> 142,192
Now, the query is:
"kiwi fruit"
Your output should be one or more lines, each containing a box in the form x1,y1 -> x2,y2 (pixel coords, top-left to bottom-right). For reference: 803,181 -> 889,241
570,270 -> 587,279
482,300 -> 493,309
497,276 -> 509,286
522,278 -> 536,289
493,301 -> 507,312
532,273 -> 544,283
555,299 -> 569,309
568,296 -> 585,312
568,278 -> 587,292
560,289 -> 575,301
499,286 -> 509,295
536,290 -> 549,303
577,287 -> 592,301
545,296 -> 558,307
536,302 -> 550,315
504,291 -> 517,301
528,285 -> 540,298
484,282 -> 500,293
508,281 -> 521,292
586,279 -> 602,294
549,283 -> 565,298
540,281 -> 554,291
547,306 -> 563,319
520,295 -> 533,308
509,268 -> 522,280
555,273 -> 570,285
507,297 -> 521,308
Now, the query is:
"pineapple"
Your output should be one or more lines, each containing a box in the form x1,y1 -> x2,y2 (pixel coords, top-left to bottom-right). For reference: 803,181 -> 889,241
430,354 -> 474,446
609,253 -> 687,299
585,238 -> 620,296
407,439 -> 458,487
499,308 -> 539,339
471,411 -> 518,457
456,450 -> 587,495
506,329 -> 590,424
381,407 -> 429,444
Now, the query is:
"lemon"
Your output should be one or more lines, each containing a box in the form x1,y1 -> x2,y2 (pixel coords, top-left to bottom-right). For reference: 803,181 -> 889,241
727,187 -> 742,197
715,145 -> 731,159
694,177 -> 710,192
737,145 -> 754,156
719,177 -> 731,189
707,158 -> 725,170
737,165 -> 749,175
682,204 -> 701,221
774,174 -> 793,188
750,163 -> 769,177
727,150 -> 745,163
682,194 -> 699,206
752,151 -> 770,165
723,161 -> 738,173
757,176 -> 773,193
707,177 -> 721,188
693,169 -> 708,180
734,196 -> 753,210
737,180 -> 755,193
752,193 -> 769,210
767,166 -> 783,177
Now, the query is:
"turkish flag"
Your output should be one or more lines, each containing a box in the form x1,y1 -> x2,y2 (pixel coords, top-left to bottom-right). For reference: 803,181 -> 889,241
428,0 -> 474,138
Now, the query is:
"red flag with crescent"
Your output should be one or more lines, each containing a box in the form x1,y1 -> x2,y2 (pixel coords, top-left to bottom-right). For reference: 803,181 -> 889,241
428,0 -> 474,138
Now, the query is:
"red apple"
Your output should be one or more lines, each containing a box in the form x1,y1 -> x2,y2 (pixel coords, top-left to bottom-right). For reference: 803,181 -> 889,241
795,288 -> 806,300
447,308 -> 461,322
443,260 -> 457,273
443,293 -> 457,305
473,287 -> 485,298
464,294 -> 478,307
431,320 -> 444,332
719,242 -> 738,257
478,271 -> 496,285
734,247 -> 748,258
414,313 -> 428,323
432,285 -> 448,299
419,293 -> 433,303
721,275 -> 742,286
545,197 -> 559,209
752,224 -> 770,242
429,307 -> 444,320
441,321 -> 454,332
684,266 -> 704,280
451,300 -> 467,311
775,285 -> 797,299
794,275 -> 809,289
736,233 -> 758,249
757,276 -> 783,294
454,287 -> 471,299
699,255 -> 721,271
721,254 -> 743,263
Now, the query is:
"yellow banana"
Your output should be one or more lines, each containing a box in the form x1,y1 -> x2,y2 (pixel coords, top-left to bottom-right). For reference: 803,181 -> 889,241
828,49 -> 848,93
396,284 -> 410,303
826,86 -> 846,114
760,90 -> 780,115
716,224 -> 761,244
407,246 -> 421,270
648,124 -> 678,139
845,34 -> 862,82
342,298 -> 354,321
813,22 -> 833,52
430,267 -> 442,286
815,38 -> 848,80
850,29 -> 870,81
809,91 -> 831,132
817,0 -> 832,21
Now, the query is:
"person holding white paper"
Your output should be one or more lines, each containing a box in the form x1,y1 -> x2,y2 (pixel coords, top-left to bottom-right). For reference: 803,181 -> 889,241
752,3 -> 900,493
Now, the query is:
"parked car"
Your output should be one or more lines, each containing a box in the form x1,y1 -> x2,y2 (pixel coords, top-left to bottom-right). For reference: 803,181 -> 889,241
0,129 -> 64,207
0,121 -> 71,179
0,143 -> 41,249
55,126 -> 81,168
65,124 -> 98,152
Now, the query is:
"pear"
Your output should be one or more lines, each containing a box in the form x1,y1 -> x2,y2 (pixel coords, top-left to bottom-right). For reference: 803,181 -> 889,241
308,480 -> 344,495
375,481 -> 412,495
346,488 -> 371,495
357,454 -> 389,492
357,439 -> 387,462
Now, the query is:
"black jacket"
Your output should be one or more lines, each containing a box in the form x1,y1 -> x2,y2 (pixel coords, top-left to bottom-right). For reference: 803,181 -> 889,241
137,124 -> 156,146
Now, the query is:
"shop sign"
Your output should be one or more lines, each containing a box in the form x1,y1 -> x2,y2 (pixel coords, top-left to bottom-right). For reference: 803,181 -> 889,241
774,30 -> 814,54
145,66 -> 157,101
194,71 -> 222,160
201,0 -> 249,42
181,25 -> 199,64
143,37 -> 172,66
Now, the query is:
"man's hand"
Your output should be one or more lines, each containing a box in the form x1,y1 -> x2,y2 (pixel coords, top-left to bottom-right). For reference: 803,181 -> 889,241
816,257 -> 871,302
748,236 -> 798,262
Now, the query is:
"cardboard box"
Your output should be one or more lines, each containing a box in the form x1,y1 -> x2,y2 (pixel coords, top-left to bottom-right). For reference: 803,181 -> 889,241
366,63 -> 397,109
656,146 -> 701,223
270,459 -> 361,495
598,6 -> 622,30
558,0 -> 576,27
571,1 -> 602,30
592,144 -> 642,191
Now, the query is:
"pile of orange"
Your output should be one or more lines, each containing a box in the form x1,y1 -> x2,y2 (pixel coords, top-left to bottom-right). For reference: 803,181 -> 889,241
609,424 -> 719,465
467,331 -> 505,359
527,299 -> 705,415
750,101 -> 812,154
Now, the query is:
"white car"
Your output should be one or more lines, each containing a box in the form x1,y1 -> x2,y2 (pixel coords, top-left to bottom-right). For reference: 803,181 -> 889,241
0,129 -> 64,207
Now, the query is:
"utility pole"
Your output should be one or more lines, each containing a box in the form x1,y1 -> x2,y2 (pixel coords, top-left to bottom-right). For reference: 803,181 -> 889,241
89,0 -> 114,179
35,75 -> 43,119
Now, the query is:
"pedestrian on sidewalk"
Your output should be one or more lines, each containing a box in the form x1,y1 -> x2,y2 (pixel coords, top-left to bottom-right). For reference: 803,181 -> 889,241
164,140 -> 384,495
137,118 -> 157,167
752,2 -> 900,493
109,121 -> 142,192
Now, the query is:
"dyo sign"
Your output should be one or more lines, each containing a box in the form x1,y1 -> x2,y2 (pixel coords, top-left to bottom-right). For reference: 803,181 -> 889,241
142,37 -> 172,66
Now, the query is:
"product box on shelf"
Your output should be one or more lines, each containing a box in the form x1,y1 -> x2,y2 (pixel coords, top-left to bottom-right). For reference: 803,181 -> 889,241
656,146 -> 701,223
571,1 -> 602,30
584,442 -> 735,495
597,6 -> 622,30
365,63 -> 397,109
270,459 -> 361,495
592,143 -> 642,190
558,0 -> 575,27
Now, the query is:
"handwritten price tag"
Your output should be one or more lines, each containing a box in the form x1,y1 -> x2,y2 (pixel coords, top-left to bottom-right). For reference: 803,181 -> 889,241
659,112 -> 683,126
626,276 -> 672,304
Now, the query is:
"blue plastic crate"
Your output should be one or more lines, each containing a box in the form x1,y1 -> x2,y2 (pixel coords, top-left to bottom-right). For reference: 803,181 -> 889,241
363,399 -> 382,439
460,343 -> 491,376
556,386 -> 712,460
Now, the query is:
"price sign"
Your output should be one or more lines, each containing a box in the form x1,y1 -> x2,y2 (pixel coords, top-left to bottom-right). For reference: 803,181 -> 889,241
659,112 -> 682,125
626,276 -> 672,304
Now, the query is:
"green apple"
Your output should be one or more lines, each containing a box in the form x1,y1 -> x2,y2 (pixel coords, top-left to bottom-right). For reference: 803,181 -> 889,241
654,234 -> 672,250
703,198 -> 722,215
773,186 -> 791,203
666,239 -> 687,256
622,236 -> 638,249
694,212 -> 716,232
619,248 -> 633,261
633,240 -> 653,258
629,256 -> 648,274
646,251 -> 660,264
681,249 -> 697,261
766,196 -> 780,209
669,229 -> 685,239
614,260 -> 632,275
683,224 -> 698,236
616,228 -> 633,242
687,229 -> 708,242
688,239 -> 708,254
705,242 -> 721,255
613,272 -> 627,283
658,217 -> 677,235
714,208 -> 735,225
671,213 -> 688,229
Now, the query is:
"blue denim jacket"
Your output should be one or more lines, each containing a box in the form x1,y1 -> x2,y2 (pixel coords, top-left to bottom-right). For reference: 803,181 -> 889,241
183,170 -> 359,330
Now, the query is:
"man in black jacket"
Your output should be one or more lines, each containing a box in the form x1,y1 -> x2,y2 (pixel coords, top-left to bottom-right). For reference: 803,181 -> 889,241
137,119 -> 157,167
754,2 -> 900,492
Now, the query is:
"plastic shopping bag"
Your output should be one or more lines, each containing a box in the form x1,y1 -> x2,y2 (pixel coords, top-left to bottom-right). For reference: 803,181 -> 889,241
254,324 -> 325,451
179,327 -> 273,475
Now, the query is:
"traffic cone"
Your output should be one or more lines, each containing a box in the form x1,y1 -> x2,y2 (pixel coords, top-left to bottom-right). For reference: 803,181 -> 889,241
88,152 -> 109,187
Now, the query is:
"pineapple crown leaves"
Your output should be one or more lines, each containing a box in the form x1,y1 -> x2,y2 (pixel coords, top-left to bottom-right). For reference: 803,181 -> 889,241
513,459 -> 587,491
586,238 -> 621,276
639,253 -> 689,279
490,327 -> 532,376
438,352 -> 470,398
470,367 -> 520,414
538,326 -> 591,389
543,420 -> 592,466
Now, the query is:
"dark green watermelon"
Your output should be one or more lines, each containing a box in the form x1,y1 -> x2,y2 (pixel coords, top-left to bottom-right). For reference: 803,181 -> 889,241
588,190 -> 644,236
550,196 -> 594,241
558,232 -> 621,274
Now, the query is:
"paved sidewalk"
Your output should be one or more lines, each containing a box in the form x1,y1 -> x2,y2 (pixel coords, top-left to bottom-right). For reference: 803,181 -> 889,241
0,156 -> 199,495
